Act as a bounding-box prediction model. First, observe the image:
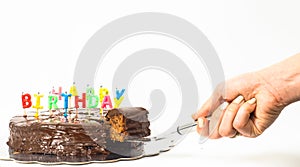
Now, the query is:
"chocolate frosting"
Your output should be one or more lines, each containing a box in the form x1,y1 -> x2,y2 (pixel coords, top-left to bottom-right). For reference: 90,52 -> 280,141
7,108 -> 150,162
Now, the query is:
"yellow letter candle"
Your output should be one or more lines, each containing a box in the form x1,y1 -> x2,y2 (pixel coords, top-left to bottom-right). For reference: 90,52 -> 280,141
32,92 -> 44,118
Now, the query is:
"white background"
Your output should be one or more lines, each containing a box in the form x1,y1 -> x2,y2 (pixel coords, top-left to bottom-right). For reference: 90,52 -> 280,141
1,0 -> 300,167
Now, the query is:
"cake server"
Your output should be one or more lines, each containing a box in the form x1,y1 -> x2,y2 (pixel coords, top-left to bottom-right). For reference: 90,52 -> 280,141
127,102 -> 229,156
152,101 -> 228,142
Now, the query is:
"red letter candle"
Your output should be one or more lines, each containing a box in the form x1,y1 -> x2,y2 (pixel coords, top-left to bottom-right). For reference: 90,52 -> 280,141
22,93 -> 32,117
22,93 -> 32,109
101,95 -> 113,109
75,93 -> 86,108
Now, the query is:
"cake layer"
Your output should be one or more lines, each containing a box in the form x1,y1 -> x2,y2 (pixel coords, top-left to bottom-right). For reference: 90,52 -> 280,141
106,107 -> 151,138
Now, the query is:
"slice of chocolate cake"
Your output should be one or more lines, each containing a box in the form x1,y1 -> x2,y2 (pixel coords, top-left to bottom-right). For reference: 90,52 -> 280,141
105,107 -> 151,141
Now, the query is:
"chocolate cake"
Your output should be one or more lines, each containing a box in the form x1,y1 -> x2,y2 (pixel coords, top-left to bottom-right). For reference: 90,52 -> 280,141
7,107 -> 150,162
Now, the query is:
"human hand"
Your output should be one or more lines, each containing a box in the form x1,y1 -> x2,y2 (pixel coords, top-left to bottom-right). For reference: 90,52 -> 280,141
192,72 -> 287,138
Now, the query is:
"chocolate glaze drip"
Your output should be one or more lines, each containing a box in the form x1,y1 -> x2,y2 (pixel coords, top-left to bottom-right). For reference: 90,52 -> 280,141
7,108 -> 150,162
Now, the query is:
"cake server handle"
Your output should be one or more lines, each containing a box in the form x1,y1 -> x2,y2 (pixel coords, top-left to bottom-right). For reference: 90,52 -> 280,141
175,115 -> 211,135
176,122 -> 197,135
175,101 -> 229,137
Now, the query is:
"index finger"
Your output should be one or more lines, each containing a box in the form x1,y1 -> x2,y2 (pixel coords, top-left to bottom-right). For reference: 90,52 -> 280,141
192,93 -> 224,120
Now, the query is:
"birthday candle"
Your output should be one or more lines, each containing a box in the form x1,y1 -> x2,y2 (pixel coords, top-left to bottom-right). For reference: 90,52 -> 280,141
85,84 -> 98,108
74,93 -> 86,119
75,93 -> 86,108
22,93 -> 32,109
32,92 -> 44,118
61,92 -> 72,120
99,86 -> 109,102
69,82 -> 78,108
114,88 -> 125,108
87,95 -> 99,108
22,92 -> 32,117
115,88 -> 125,100
52,86 -> 62,100
101,95 -> 113,109
114,96 -> 124,108
48,92 -> 58,110
99,86 -> 109,114
69,82 -> 78,96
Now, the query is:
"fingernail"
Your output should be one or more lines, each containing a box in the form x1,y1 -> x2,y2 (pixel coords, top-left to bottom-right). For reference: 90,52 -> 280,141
198,118 -> 204,128
220,102 -> 229,110
247,98 -> 256,104
233,95 -> 244,104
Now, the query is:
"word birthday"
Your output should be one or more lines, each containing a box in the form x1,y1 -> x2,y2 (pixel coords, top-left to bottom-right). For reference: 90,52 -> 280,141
21,83 -> 125,118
